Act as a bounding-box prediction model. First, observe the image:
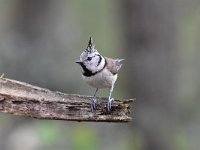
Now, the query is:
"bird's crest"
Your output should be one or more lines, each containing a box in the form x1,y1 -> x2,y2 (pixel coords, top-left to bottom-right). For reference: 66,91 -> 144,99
85,37 -> 97,54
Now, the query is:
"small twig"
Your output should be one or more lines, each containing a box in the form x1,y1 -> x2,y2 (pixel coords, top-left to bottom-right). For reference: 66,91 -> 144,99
0,78 -> 134,122
0,73 -> 4,78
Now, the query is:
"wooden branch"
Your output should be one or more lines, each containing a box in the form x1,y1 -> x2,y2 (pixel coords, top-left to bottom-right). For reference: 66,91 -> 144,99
0,77 -> 134,122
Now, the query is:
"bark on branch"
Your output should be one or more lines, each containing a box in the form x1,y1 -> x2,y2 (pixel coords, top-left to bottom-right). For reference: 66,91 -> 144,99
0,77 -> 134,122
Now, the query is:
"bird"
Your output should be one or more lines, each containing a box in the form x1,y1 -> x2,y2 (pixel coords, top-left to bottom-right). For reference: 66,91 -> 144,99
76,37 -> 124,112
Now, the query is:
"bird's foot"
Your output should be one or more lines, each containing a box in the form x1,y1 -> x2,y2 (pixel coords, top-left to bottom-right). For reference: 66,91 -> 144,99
107,98 -> 114,112
91,97 -> 97,112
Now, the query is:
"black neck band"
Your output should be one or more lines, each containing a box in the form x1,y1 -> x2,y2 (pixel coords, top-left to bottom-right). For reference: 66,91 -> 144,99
82,57 -> 107,77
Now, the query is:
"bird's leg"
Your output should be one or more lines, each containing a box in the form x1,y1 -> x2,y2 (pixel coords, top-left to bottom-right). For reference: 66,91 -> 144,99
91,88 -> 98,112
107,85 -> 114,112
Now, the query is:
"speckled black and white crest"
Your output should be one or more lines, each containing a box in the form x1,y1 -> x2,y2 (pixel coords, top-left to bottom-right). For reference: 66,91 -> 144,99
79,37 -> 100,62
84,37 -> 97,54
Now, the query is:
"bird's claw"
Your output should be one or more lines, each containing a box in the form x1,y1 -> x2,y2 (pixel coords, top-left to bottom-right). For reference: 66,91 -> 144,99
107,98 -> 114,112
91,97 -> 96,112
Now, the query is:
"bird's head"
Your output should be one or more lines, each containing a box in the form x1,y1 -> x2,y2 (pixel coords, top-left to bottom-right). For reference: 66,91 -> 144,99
76,37 -> 105,74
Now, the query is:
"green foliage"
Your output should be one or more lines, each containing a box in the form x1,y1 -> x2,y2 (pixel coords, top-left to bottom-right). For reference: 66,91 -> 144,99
70,125 -> 99,150
35,121 -> 60,147
173,129 -> 189,150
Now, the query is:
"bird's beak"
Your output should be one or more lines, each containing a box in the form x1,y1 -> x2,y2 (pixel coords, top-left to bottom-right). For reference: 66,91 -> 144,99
75,60 -> 82,64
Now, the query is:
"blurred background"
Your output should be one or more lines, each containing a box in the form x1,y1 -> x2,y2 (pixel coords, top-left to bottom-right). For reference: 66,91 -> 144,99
0,0 -> 200,150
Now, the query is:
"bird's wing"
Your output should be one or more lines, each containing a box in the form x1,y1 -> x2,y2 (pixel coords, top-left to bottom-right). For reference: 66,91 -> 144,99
105,57 -> 124,75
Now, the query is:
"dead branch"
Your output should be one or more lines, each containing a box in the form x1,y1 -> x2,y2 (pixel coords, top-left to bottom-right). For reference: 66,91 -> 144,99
0,77 -> 134,122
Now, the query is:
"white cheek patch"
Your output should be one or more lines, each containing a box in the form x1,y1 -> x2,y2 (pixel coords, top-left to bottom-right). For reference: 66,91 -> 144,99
96,57 -> 105,71
80,51 -> 105,74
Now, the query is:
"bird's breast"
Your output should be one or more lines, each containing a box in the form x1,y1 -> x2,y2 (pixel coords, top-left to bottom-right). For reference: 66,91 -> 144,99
82,68 -> 117,89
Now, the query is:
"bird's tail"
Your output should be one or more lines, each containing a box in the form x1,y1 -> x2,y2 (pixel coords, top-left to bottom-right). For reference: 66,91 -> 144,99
115,59 -> 124,71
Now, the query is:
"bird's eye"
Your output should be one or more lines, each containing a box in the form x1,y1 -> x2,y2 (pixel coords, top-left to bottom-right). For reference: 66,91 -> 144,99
87,57 -> 92,61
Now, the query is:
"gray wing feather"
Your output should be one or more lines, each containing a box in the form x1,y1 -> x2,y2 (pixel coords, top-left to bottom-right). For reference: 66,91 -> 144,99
105,58 -> 124,75
115,58 -> 124,72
